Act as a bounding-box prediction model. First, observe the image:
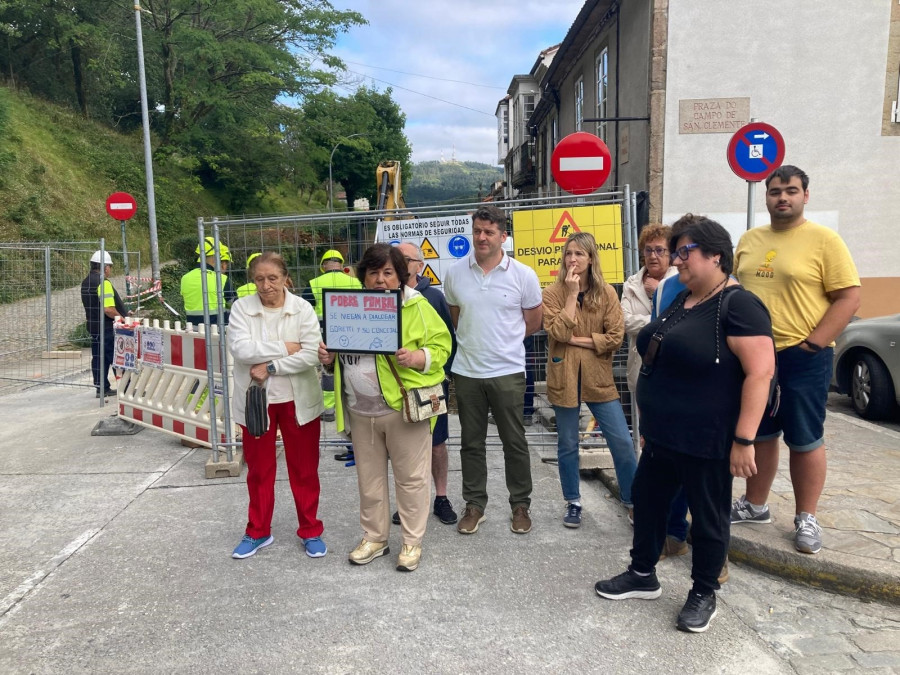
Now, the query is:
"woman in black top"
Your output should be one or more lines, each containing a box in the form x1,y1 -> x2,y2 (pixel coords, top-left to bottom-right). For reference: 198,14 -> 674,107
595,218 -> 775,634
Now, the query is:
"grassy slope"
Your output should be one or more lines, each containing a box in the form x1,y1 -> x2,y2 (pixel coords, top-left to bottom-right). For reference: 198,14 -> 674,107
0,86 -> 327,256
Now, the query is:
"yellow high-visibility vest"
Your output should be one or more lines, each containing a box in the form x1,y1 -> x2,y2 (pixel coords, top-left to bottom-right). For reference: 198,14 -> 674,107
307,271 -> 361,319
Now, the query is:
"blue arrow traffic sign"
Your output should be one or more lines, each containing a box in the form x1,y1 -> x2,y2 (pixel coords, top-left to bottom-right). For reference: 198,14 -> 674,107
726,122 -> 786,182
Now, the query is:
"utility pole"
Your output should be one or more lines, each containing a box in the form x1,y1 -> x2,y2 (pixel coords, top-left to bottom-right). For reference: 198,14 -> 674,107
134,2 -> 161,284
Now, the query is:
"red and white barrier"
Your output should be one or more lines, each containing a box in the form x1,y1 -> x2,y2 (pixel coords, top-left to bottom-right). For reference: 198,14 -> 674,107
116,319 -> 233,448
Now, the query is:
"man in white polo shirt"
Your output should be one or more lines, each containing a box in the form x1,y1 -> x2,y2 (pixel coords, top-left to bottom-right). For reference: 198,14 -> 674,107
444,205 -> 543,535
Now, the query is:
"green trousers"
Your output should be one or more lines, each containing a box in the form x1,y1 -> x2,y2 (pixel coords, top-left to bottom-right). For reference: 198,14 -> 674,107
454,372 -> 532,510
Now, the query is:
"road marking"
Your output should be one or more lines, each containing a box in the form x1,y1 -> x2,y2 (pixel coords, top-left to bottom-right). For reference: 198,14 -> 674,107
0,529 -> 100,623
559,156 -> 604,171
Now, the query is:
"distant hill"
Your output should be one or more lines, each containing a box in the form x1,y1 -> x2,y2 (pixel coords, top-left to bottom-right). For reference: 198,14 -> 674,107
405,161 -> 502,205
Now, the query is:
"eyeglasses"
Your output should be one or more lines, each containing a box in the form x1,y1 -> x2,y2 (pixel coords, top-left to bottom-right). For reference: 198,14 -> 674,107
670,243 -> 700,262
403,256 -> 423,264
643,246 -> 668,258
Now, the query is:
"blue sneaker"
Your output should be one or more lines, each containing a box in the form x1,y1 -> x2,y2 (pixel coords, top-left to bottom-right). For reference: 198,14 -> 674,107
232,534 -> 274,559
302,536 -> 327,558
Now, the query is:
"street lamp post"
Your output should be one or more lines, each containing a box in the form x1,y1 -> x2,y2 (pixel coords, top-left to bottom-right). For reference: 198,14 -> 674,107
328,133 -> 367,212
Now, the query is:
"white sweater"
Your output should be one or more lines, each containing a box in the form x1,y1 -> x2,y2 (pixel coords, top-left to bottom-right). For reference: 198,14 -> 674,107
228,290 -> 324,427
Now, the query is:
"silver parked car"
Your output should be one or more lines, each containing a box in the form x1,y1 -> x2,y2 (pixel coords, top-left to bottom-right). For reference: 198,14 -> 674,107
831,314 -> 900,420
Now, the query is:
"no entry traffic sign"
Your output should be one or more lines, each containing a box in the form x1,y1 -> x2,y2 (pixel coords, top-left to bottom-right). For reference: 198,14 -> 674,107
726,122 -> 785,182
551,132 -> 612,195
105,192 -> 137,221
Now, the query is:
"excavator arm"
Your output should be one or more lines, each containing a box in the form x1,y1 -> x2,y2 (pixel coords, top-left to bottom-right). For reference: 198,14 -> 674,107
376,160 -> 406,219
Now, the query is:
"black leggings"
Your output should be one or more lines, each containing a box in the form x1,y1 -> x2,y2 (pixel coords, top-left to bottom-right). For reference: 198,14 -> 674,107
629,442 -> 732,594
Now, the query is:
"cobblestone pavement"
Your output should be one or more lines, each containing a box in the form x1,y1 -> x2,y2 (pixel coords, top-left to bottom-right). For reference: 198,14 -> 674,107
702,556 -> 900,673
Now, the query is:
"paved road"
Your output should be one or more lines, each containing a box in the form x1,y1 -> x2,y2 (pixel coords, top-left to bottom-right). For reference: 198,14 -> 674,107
2,387 -> 900,673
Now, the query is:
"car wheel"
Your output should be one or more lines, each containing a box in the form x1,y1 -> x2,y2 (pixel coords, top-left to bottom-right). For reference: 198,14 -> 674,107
850,352 -> 896,420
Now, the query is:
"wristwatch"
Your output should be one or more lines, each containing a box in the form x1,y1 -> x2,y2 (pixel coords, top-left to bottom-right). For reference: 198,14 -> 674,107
266,361 -> 276,375
733,436 -> 755,446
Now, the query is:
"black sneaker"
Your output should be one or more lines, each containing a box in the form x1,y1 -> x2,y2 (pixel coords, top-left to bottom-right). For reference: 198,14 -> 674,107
392,511 -> 401,525
595,569 -> 662,600
676,591 -> 717,633
563,502 -> 582,528
433,497 -> 458,524
334,449 -> 353,462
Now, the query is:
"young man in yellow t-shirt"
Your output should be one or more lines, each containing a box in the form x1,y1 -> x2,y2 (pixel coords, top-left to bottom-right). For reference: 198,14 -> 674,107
733,165 -> 860,555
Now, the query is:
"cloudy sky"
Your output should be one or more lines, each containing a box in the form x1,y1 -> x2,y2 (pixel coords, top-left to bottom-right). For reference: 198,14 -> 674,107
328,0 -> 586,166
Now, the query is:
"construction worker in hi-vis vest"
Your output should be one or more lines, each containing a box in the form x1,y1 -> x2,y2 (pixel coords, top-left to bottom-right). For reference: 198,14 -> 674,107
301,249 -> 361,420
180,237 -> 237,326
236,252 -> 262,298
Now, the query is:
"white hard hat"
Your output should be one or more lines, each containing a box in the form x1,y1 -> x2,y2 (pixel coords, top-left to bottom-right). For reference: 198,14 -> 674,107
91,250 -> 113,265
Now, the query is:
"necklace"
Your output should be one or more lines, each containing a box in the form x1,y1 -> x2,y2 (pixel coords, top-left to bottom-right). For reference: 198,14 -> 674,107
685,276 -> 728,308
653,275 -> 730,361
660,276 -> 726,325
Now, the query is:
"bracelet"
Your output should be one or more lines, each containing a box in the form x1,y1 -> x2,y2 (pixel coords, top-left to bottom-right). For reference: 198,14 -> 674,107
733,436 -> 755,446
802,339 -> 823,352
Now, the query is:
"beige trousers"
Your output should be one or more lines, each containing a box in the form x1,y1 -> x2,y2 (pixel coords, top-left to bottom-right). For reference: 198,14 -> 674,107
348,410 -> 432,546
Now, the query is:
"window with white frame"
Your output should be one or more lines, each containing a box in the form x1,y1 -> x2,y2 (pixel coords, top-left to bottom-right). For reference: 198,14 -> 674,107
574,77 -> 584,131
596,48 -> 608,141
524,94 -> 535,125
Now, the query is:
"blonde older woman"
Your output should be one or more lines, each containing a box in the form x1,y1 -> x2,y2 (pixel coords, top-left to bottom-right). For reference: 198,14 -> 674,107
228,252 -> 326,560
621,224 -> 677,395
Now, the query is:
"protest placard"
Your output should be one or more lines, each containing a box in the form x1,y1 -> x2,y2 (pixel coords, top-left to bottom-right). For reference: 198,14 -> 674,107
322,289 -> 402,354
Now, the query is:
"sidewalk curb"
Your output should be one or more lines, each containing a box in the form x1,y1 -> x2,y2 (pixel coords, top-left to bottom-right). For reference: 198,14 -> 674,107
727,532 -> 900,606
594,468 -> 900,606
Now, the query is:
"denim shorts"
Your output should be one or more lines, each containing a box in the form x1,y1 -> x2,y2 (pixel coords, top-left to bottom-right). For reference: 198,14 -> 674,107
756,345 -> 833,452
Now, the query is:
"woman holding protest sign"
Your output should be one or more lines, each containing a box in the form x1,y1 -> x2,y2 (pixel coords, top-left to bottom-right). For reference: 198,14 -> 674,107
318,243 -> 451,572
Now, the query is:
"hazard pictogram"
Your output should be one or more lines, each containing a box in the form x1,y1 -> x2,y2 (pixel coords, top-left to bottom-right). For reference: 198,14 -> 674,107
421,264 -> 441,286
420,237 -> 439,259
550,211 -> 581,242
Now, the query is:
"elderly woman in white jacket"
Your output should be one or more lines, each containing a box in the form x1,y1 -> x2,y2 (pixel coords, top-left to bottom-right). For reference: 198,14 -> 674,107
621,224 -> 677,395
227,252 -> 326,560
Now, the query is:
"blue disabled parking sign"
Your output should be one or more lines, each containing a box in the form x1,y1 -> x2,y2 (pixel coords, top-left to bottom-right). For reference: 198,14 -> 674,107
447,235 -> 470,258
726,122 -> 786,182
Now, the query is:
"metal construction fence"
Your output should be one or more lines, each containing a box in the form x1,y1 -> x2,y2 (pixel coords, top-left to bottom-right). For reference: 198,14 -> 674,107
0,242 -> 141,395
197,190 -> 641,300
193,189 -> 642,462
0,191 -> 643,469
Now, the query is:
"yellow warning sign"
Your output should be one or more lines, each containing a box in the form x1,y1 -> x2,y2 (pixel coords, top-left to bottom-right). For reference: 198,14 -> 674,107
512,205 -> 623,287
420,237 -> 439,259
549,211 -> 581,242
421,264 -> 441,286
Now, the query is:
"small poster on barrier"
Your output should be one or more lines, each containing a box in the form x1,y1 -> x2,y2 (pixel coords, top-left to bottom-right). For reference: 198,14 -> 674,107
114,324 -> 139,371
322,289 -> 402,354
141,327 -> 165,369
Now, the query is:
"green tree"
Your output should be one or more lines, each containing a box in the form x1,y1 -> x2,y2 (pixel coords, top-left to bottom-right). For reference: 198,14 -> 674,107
299,86 -> 412,209
0,1 -> 366,209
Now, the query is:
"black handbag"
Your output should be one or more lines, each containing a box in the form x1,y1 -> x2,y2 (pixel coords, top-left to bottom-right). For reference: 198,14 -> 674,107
245,382 -> 269,437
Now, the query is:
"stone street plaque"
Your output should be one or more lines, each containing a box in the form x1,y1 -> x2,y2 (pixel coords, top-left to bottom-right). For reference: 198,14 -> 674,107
679,97 -> 750,134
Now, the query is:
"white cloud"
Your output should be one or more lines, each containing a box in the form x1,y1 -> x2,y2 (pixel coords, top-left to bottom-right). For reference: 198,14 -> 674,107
331,0 -> 584,165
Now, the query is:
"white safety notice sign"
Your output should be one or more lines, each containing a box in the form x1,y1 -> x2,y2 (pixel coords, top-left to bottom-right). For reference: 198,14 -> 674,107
375,214 -> 512,287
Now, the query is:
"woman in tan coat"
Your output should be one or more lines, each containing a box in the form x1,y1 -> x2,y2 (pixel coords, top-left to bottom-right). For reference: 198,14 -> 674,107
543,232 -> 637,528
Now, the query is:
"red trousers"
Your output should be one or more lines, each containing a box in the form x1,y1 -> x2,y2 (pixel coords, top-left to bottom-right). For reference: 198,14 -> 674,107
241,401 -> 323,540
